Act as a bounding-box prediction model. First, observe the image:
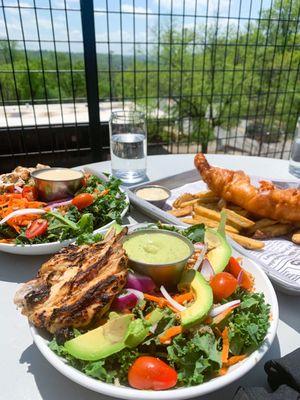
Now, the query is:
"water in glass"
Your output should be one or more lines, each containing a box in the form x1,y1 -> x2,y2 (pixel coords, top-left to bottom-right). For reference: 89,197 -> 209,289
289,118 -> 300,178
110,111 -> 147,183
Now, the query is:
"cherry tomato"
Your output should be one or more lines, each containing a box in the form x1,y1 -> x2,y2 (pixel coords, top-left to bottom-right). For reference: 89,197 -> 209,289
25,219 -> 48,239
128,356 -> 177,390
71,193 -> 94,210
210,272 -> 238,301
225,257 -> 253,290
22,186 -> 38,201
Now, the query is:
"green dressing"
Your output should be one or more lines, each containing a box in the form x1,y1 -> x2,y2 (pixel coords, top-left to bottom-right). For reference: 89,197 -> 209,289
123,232 -> 191,264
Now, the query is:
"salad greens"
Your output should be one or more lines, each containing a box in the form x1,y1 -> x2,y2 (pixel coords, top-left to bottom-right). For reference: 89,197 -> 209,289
49,288 -> 270,387
46,224 -> 270,389
11,175 -> 127,245
156,222 -> 205,243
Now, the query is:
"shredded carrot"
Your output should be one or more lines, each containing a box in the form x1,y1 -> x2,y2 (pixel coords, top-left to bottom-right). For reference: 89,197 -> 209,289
0,194 -> 46,232
159,326 -> 182,344
217,367 -> 228,376
173,292 -> 194,304
221,327 -> 230,364
226,354 -> 247,366
143,293 -> 180,313
203,316 -> 213,324
144,294 -> 167,308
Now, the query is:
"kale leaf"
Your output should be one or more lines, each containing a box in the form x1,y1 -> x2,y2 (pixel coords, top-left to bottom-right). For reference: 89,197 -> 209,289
167,332 -> 221,386
227,290 -> 271,355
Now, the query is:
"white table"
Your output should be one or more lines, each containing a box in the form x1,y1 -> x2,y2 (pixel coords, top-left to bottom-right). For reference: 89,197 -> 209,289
1,154 -> 299,400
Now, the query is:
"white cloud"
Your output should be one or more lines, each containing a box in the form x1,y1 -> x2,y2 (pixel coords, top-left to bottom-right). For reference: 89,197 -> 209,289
121,4 -> 152,14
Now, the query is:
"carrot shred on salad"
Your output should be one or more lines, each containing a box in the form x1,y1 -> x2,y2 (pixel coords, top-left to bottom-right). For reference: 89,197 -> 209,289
226,354 -> 247,366
0,194 -> 46,232
173,292 -> 194,304
143,294 -> 180,312
159,326 -> 183,344
221,327 -> 230,364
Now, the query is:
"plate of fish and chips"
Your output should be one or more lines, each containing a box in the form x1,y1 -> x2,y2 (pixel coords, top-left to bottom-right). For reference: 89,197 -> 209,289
167,153 -> 300,250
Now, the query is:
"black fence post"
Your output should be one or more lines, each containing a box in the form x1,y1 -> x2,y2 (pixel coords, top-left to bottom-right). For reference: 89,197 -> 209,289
80,0 -> 102,161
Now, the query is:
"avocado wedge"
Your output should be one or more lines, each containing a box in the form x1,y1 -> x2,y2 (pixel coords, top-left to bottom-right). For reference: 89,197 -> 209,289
205,211 -> 231,274
179,270 -> 213,328
64,309 -> 164,361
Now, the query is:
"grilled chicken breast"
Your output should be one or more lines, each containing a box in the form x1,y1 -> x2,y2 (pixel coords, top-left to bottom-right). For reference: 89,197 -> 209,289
14,228 -> 128,334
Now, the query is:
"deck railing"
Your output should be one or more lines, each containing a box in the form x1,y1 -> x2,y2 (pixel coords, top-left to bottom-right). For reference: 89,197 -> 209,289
0,0 -> 299,171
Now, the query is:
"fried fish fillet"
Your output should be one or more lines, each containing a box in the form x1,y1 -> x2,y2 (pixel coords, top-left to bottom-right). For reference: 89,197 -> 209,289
194,153 -> 300,223
14,228 -> 128,334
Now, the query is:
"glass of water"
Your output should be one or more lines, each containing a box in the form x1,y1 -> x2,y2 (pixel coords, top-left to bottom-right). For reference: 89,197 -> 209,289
289,117 -> 300,178
109,110 -> 147,183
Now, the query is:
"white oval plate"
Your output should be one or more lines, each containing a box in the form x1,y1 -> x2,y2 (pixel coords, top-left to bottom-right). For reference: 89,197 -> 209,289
0,192 -> 129,255
30,245 -> 278,399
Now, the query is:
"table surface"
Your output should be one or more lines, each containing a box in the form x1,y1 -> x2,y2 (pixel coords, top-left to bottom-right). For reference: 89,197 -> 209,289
1,154 -> 299,400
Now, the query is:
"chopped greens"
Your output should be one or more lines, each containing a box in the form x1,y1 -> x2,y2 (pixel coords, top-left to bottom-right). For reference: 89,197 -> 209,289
11,175 -> 127,245
47,223 -> 270,390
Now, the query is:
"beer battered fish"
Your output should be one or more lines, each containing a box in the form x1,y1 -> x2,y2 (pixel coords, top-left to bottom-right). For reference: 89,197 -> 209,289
194,153 -> 300,223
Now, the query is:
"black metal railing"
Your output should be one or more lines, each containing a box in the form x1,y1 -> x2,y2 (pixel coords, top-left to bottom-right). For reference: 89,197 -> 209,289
0,0 -> 299,171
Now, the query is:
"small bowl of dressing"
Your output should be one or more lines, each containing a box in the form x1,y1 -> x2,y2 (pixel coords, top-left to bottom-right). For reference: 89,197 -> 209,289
31,168 -> 84,202
134,185 -> 171,208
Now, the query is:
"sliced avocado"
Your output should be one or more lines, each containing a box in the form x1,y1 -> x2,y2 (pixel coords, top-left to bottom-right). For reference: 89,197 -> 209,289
179,270 -> 213,328
64,314 -> 133,361
205,211 -> 231,274
64,309 -> 164,361
125,308 -> 163,348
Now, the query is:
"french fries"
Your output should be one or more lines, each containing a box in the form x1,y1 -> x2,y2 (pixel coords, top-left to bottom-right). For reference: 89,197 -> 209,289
181,216 -> 239,234
292,231 -> 300,244
167,206 -> 193,217
194,204 -> 255,229
228,232 -> 265,250
171,188 -> 298,249
246,218 -> 278,234
252,223 -> 293,239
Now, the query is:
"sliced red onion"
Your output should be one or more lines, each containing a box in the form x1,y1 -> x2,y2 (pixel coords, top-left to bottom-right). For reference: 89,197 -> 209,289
160,285 -> 186,312
149,323 -> 158,334
111,289 -> 144,311
126,272 -> 156,293
14,186 -> 23,193
0,208 -> 45,225
47,198 -> 72,209
209,300 -> 241,317
237,270 -> 244,286
200,258 -> 215,280
126,288 -> 144,302
193,243 -> 208,271
194,242 -> 205,250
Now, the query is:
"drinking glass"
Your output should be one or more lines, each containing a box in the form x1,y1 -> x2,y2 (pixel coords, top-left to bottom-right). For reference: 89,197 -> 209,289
109,110 -> 147,183
289,117 -> 300,178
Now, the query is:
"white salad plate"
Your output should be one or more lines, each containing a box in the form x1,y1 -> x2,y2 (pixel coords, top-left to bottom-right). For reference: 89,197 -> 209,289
30,229 -> 279,400
0,192 -> 129,255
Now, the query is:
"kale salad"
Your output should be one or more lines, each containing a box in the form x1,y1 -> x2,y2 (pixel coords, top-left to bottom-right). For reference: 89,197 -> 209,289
0,174 -> 127,245
46,221 -> 271,390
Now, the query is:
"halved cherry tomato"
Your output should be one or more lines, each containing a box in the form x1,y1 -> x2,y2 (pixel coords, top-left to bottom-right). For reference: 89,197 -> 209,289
210,272 -> 238,301
128,356 -> 177,390
25,219 -> 48,239
71,193 -> 94,210
22,186 -> 38,201
225,257 -> 253,290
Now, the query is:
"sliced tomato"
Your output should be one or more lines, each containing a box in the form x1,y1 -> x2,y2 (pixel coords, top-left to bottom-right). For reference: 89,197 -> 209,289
22,186 -> 38,201
210,272 -> 238,301
25,219 -> 48,239
225,257 -> 253,290
128,356 -> 177,390
71,193 -> 94,210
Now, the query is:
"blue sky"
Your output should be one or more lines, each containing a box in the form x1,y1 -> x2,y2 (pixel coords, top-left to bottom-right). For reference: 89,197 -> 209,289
0,0 -> 272,54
